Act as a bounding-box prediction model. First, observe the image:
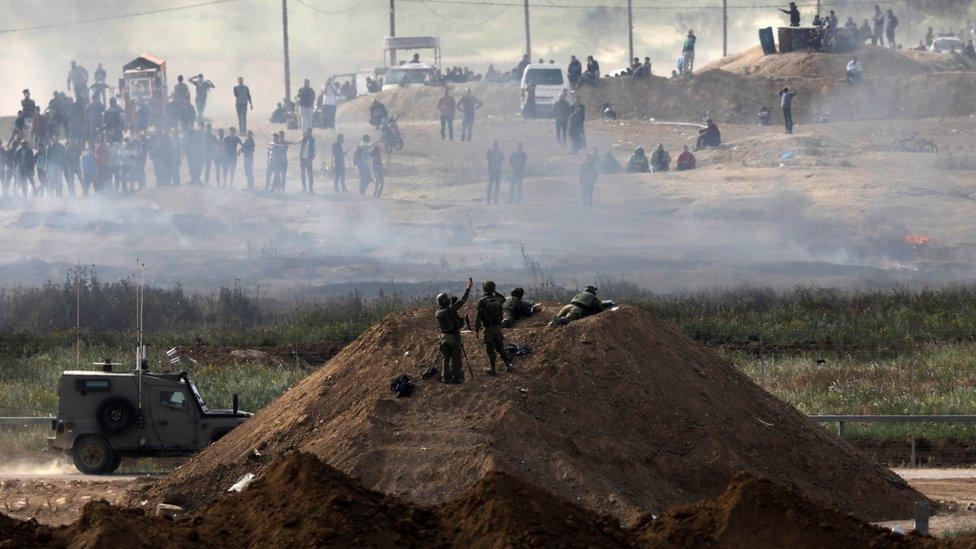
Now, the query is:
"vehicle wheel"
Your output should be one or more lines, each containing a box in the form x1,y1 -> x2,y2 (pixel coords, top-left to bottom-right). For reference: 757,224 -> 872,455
72,436 -> 115,475
95,396 -> 136,433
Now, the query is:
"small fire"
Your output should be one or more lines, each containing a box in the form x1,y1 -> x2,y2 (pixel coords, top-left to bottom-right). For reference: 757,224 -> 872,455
904,233 -> 931,247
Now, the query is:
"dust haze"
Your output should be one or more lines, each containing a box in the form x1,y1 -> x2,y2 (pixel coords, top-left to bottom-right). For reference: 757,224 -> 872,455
0,1 -> 973,295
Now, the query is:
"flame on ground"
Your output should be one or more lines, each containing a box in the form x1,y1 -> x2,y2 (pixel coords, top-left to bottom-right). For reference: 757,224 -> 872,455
904,233 -> 931,246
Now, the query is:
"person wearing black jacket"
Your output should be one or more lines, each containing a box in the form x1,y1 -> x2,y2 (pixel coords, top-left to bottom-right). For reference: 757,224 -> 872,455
332,134 -> 347,193
567,55 -> 582,88
552,92 -> 570,146
780,2 -> 800,26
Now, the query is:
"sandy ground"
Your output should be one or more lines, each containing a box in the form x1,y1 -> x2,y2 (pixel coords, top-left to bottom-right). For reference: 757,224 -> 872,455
0,110 -> 974,294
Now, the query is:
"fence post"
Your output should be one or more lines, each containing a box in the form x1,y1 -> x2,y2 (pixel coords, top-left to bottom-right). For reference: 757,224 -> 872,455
836,421 -> 845,438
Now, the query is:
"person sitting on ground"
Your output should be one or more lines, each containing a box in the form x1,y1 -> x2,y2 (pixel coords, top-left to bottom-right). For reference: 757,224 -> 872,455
549,285 -> 612,326
501,287 -> 541,328
270,102 -> 288,124
845,57 -> 862,86
758,106 -> 772,125
601,103 -> 617,120
600,151 -> 622,174
625,146 -> 649,173
965,39 -> 976,60
676,145 -> 696,171
860,20 -> 873,43
369,99 -> 388,129
650,143 -> 671,172
914,40 -> 928,51
582,55 -> 600,85
696,119 -> 722,149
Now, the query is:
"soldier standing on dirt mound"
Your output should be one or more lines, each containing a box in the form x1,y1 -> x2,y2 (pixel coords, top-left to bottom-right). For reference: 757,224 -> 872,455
435,278 -> 473,384
475,281 -> 514,375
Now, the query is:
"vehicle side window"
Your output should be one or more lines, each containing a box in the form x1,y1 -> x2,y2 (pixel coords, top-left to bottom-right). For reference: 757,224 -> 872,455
158,390 -> 187,410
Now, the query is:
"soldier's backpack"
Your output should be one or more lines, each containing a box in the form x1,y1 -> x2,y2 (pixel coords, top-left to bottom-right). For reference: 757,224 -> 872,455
390,374 -> 414,398
479,295 -> 505,325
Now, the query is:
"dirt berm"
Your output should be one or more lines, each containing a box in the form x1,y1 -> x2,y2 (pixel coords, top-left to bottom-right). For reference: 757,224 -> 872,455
338,46 -> 976,124
142,304 -> 920,524
5,453 -> 964,547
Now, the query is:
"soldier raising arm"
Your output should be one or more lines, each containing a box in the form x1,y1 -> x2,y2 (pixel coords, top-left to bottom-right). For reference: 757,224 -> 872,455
435,278 -> 473,384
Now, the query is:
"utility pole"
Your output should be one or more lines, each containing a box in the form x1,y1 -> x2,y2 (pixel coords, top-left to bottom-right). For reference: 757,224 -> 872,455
389,0 -> 397,65
523,0 -> 531,60
282,0 -> 292,103
722,0 -> 728,56
627,0 -> 634,64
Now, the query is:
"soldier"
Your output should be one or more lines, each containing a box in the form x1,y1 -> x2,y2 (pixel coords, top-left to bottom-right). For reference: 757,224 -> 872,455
435,278 -> 473,384
549,285 -> 607,326
475,280 -> 514,375
502,287 -> 539,327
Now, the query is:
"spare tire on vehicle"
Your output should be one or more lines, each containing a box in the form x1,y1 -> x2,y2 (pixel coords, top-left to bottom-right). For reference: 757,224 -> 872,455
96,396 -> 136,433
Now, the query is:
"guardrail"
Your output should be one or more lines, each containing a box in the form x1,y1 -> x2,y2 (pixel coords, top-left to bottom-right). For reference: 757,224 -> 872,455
810,415 -> 976,438
0,417 -> 54,426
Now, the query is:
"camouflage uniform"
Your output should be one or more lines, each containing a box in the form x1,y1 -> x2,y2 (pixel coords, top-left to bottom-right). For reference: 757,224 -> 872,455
551,287 -> 603,326
476,281 -> 512,374
501,288 -> 536,328
435,287 -> 470,383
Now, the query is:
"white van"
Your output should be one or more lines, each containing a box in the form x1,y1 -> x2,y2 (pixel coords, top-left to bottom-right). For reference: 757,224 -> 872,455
520,63 -> 570,115
382,63 -> 437,91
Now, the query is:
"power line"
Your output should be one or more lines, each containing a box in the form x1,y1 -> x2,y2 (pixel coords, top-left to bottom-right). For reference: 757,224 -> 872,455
294,0 -> 373,14
0,0 -> 241,34
418,1 -> 510,26
401,0 -> 907,11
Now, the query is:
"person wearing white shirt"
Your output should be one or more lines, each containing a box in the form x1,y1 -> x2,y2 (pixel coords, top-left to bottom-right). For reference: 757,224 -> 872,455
319,81 -> 338,129
845,57 -> 862,86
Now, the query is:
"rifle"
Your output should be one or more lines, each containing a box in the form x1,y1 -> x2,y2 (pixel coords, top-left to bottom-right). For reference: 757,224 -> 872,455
459,336 -> 475,380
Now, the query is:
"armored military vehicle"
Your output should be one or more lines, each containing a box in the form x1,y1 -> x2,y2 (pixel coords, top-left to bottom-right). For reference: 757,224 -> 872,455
49,355 -> 250,474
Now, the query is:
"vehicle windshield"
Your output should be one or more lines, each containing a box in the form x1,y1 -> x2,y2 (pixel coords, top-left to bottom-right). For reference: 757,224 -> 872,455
388,69 -> 428,85
187,380 -> 209,412
525,68 -> 564,86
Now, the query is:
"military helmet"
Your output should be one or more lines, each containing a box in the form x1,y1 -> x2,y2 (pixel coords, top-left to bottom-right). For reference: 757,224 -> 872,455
511,287 -> 525,298
483,280 -> 496,293
436,292 -> 451,307
584,285 -> 598,294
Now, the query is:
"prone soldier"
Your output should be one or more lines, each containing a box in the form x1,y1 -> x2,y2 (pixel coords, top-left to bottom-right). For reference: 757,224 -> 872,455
501,287 -> 540,328
435,278 -> 473,384
475,280 -> 513,375
549,285 -> 611,326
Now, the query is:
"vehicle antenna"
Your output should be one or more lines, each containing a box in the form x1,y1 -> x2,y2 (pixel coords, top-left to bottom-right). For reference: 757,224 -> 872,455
75,262 -> 81,368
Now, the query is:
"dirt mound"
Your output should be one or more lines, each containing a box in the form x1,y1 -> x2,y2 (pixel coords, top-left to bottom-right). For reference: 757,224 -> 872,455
142,304 -> 922,525
337,81 -> 519,123
9,451 -> 624,547
705,45 -> 976,79
579,67 -> 976,124
637,472 -> 927,548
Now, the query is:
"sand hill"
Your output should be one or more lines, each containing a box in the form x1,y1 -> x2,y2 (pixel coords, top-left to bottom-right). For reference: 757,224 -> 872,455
142,304 -> 921,524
